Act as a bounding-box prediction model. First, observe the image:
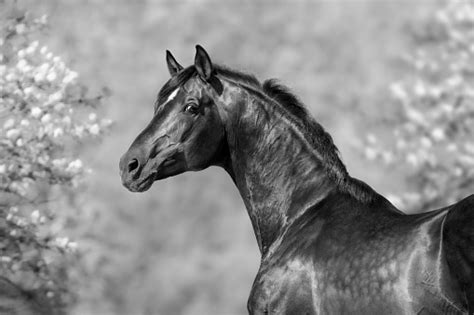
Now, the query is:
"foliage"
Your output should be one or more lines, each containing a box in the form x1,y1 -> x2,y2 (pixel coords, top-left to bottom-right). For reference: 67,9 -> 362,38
0,6 -> 111,311
363,0 -> 474,212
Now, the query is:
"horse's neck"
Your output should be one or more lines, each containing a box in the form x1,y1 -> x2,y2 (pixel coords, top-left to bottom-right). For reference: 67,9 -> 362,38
220,87 -> 338,254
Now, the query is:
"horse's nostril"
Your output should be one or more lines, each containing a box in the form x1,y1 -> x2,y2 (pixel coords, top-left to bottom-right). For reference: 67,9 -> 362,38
128,159 -> 140,173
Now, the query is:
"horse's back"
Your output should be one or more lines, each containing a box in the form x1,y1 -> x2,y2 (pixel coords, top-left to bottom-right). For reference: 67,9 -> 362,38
444,194 -> 474,311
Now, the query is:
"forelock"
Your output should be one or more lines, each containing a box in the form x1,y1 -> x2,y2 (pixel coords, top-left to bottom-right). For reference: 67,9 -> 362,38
155,66 -> 197,111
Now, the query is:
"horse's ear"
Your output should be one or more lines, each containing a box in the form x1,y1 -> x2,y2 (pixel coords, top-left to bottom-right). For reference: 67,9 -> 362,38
166,50 -> 183,77
194,45 -> 213,81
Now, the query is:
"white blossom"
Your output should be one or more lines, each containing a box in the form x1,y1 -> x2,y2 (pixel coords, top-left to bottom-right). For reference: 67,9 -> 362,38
6,129 -> 20,139
446,75 -> 462,87
390,82 -> 408,100
48,91 -> 63,104
16,59 -> 28,71
414,80 -> 426,96
62,116 -> 71,125
67,241 -> 78,251
54,102 -> 65,111
405,107 -> 426,126
458,155 -> 474,165
5,73 -> 16,81
41,113 -> 51,123
3,118 -> 15,129
101,118 -> 113,127
52,158 -> 67,167
366,133 -> 377,144
0,256 -> 12,263
431,128 -> 445,141
75,126 -> 84,137
31,107 -> 42,118
364,147 -> 377,160
89,123 -> 100,135
406,153 -> 418,167
31,210 -> 40,223
67,159 -> 83,172
46,71 -> 57,82
63,71 -> 78,84
15,24 -> 26,34
53,128 -> 63,138
23,86 -> 34,96
420,137 -> 432,148
447,144 -> 457,152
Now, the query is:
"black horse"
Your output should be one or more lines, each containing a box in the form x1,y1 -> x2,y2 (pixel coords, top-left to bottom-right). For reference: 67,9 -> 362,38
119,46 -> 473,314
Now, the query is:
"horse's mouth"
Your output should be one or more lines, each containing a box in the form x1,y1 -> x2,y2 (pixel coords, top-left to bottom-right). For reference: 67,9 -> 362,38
162,158 -> 177,168
127,154 -> 182,192
133,170 -> 156,191
136,157 -> 176,188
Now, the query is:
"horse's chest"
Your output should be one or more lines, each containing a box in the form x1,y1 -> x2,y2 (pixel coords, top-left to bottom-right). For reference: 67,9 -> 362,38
248,259 -> 317,314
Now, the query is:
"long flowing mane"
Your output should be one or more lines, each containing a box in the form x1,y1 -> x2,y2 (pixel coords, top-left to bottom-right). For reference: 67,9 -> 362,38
157,65 -> 380,203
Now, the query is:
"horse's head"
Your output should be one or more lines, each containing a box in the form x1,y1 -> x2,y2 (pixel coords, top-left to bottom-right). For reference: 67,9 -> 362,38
119,46 -> 227,192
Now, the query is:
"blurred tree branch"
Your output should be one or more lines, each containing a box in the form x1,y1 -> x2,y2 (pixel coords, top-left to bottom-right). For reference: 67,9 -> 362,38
0,2 -> 112,312
362,0 -> 474,213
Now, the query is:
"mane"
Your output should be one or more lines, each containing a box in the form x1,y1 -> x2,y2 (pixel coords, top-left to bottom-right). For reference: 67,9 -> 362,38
215,65 -> 261,87
156,65 -> 377,202
260,79 -> 377,202
156,66 -> 196,110
262,79 -> 347,177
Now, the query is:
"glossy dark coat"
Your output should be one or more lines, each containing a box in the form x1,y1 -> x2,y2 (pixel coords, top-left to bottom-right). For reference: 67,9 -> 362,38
120,46 -> 474,314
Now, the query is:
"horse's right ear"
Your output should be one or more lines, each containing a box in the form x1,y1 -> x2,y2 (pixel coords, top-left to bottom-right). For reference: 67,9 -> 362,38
194,45 -> 213,81
166,50 -> 183,77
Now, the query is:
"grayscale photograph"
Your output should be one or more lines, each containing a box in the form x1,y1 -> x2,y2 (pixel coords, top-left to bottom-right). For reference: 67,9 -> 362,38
0,0 -> 473,314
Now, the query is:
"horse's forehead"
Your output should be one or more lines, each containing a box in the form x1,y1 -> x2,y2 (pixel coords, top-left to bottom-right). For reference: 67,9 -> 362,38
165,88 -> 180,104
182,79 -> 204,94
180,77 -> 235,101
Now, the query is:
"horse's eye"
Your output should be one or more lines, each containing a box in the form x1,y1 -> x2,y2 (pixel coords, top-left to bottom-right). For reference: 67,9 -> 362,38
184,103 -> 199,115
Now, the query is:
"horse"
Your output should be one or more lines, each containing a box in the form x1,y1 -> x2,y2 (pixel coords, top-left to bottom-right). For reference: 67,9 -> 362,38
119,46 -> 474,314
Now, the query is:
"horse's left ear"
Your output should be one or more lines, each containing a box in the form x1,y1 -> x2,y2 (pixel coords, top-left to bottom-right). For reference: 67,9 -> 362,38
166,50 -> 183,77
194,45 -> 213,81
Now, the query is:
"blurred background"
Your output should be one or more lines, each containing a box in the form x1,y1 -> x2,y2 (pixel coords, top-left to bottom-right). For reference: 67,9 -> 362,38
1,0 -> 473,314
